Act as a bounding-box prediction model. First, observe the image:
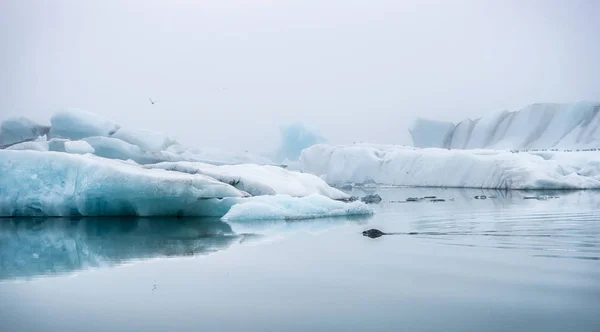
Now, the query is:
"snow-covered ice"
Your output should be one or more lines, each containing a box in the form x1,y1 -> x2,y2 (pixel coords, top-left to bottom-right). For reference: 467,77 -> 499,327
221,194 -> 373,221
299,144 -> 600,189
144,161 -> 350,200
410,102 -> 600,149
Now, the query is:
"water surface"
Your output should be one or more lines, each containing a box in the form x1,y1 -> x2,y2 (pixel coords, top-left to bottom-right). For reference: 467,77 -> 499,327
1,188 -> 599,332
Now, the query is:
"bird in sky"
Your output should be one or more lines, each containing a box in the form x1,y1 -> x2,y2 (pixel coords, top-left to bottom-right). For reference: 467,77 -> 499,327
149,98 -> 157,105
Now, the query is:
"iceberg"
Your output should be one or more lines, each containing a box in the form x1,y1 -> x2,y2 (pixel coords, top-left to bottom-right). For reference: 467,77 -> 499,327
0,150 -> 245,217
221,194 -> 373,221
299,144 -> 600,189
0,117 -> 49,147
83,136 -> 182,164
274,122 -> 327,162
410,102 -> 600,149
2,109 -> 278,165
111,127 -> 178,153
144,161 -> 350,200
49,109 -> 120,140
0,150 -> 371,218
5,137 -> 49,151
64,140 -> 95,154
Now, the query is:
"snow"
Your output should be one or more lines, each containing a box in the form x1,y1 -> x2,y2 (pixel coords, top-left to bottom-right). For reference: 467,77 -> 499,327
49,109 -> 120,140
0,150 -> 245,217
0,117 -> 49,147
64,140 -> 95,154
299,144 -> 600,189
274,122 -> 327,162
411,102 -> 600,149
144,161 -> 350,200
221,194 -> 373,221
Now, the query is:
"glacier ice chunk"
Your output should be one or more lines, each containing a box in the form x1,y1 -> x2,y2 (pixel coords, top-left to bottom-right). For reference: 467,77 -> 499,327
49,109 -> 120,140
221,194 -> 373,221
111,128 -> 178,152
0,117 -> 50,147
64,140 -> 95,154
0,150 -> 245,217
5,138 -> 49,151
411,102 -> 600,149
144,161 -> 351,200
299,144 -> 600,189
82,136 -> 182,164
275,122 -> 327,162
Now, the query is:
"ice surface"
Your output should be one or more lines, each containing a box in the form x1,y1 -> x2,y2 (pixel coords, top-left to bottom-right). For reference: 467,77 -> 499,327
299,144 -> 600,189
0,117 -> 50,147
0,150 -> 246,217
2,108 -> 278,166
172,146 -> 274,165
64,140 -> 95,154
144,161 -> 350,200
111,128 -> 178,152
49,109 -> 120,140
411,102 -> 600,149
5,137 -> 49,151
274,122 -> 327,162
83,136 -> 182,164
221,194 -> 373,221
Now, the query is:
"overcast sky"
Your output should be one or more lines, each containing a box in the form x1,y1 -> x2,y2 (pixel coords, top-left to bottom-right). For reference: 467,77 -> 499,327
2,0 -> 599,153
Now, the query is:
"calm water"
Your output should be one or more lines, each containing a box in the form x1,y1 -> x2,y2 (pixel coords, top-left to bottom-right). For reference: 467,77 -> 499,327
1,188 -> 599,332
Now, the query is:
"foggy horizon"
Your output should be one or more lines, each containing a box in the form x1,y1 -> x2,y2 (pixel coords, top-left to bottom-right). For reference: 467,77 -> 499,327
2,0 -> 599,153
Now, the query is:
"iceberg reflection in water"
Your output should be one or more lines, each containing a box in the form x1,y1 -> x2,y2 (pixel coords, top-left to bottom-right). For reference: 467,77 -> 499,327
0,215 -> 371,282
0,217 -> 244,281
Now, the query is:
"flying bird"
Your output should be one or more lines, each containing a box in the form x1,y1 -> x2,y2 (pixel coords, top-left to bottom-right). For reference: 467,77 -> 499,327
149,98 -> 157,105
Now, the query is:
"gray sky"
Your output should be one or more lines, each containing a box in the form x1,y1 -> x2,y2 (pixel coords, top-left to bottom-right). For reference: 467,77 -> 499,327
2,0 -> 599,153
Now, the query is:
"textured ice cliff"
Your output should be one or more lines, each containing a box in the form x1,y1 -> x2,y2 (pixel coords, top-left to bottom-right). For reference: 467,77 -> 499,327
410,102 -> 600,150
299,144 -> 600,189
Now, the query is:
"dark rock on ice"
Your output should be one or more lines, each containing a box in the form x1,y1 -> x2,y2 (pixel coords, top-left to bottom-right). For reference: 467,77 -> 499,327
361,194 -> 382,204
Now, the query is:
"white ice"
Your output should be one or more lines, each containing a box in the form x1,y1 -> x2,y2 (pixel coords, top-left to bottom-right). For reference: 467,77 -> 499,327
410,102 -> 600,149
299,144 -> 600,189
221,194 -> 373,221
144,161 -> 350,200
